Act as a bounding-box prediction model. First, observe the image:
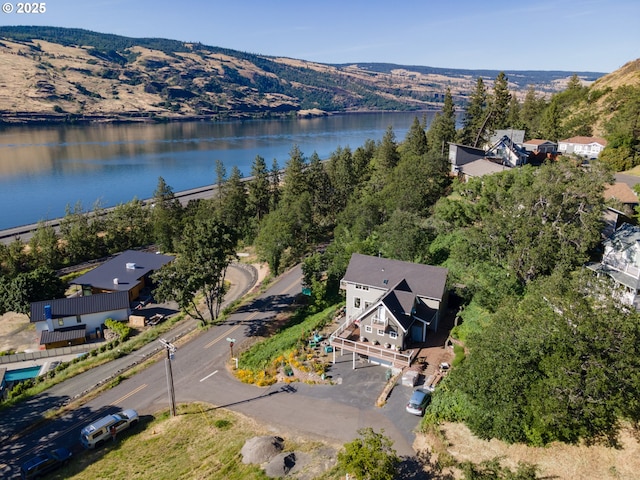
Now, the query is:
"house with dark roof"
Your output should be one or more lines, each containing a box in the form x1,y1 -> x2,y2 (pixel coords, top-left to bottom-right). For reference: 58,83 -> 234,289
71,250 -> 174,301
30,291 -> 131,349
330,254 -> 448,369
448,143 -> 486,175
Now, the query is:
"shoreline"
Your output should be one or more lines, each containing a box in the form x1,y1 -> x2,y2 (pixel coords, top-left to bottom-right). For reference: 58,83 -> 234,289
0,108 -> 436,128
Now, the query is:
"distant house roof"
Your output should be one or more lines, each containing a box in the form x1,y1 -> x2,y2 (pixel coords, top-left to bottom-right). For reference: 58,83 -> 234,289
523,139 -> 551,146
342,253 -> 448,302
459,158 -> 510,178
71,250 -> 174,293
522,139 -> 557,149
559,136 -> 607,147
39,325 -> 86,345
30,291 -> 131,323
489,129 -> 525,145
604,183 -> 639,205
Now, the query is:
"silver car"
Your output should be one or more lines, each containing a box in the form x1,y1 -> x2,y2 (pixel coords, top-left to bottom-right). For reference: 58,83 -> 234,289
406,389 -> 430,416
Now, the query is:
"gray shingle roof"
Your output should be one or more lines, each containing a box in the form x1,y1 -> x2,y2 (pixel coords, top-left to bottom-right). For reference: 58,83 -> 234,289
30,291 -> 130,323
342,253 -> 448,301
71,250 -> 174,293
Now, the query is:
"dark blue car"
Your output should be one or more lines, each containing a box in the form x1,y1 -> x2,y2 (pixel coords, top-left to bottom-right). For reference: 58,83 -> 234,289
20,447 -> 71,479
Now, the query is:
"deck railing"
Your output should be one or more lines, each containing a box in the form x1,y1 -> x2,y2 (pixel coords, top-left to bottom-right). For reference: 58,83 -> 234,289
329,335 -> 414,368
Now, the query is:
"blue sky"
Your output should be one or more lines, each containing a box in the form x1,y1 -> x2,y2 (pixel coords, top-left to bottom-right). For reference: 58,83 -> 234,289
2,0 -> 638,73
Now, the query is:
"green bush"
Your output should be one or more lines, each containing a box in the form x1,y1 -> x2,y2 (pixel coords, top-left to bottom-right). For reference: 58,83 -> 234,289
104,318 -> 131,341
238,304 -> 338,371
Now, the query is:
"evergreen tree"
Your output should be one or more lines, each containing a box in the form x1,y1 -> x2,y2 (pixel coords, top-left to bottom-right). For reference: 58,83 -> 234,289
59,201 -> 107,264
539,98 -> 563,142
427,88 -> 457,156
247,155 -> 271,222
28,221 -> 62,269
369,126 -> 399,192
219,165 -> 248,236
306,151 -> 332,232
402,116 -> 428,157
459,77 -> 488,147
507,94 -> 524,130
269,158 -> 281,211
521,85 -> 546,139
488,72 -> 512,133
150,176 -> 182,252
280,144 -> 307,204
103,198 -> 151,254
214,159 -> 227,202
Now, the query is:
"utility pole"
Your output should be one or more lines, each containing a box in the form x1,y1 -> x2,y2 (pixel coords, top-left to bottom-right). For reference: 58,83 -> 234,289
159,338 -> 177,417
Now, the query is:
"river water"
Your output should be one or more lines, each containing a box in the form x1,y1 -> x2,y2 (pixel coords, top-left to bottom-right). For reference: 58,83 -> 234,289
0,111 -> 432,230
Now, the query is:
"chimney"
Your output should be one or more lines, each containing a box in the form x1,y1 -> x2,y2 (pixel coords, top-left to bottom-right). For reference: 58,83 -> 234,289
44,304 -> 54,331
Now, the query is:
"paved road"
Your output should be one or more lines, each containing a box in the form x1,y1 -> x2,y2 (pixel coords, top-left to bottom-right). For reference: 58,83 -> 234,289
0,264 -> 423,478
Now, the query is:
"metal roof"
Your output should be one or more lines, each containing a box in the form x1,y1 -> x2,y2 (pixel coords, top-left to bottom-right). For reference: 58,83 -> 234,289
39,325 -> 86,345
30,291 -> 131,323
71,250 -> 174,292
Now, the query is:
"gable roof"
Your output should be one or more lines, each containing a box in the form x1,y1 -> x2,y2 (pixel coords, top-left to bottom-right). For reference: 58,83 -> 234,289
30,291 -> 130,323
559,136 -> 607,146
71,250 -> 174,292
343,253 -> 448,301
489,129 -> 525,145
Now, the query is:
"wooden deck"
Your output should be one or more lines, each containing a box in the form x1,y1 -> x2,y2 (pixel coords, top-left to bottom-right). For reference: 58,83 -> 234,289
329,319 -> 414,368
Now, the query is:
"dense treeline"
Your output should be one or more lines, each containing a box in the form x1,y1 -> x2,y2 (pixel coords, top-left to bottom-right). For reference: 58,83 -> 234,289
2,71 -> 640,450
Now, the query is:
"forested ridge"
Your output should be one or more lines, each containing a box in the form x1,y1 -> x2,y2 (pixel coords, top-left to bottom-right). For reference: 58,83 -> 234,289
0,25 -> 605,123
2,59 -> 640,460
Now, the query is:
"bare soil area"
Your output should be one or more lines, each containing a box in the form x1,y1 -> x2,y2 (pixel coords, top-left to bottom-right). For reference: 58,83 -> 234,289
415,422 -> 640,480
0,312 -> 39,353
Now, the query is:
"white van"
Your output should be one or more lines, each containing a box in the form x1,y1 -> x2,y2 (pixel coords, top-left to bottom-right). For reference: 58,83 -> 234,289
80,409 -> 139,449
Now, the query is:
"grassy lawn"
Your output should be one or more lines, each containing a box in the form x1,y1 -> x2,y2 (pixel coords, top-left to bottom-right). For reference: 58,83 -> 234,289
51,403 -> 340,480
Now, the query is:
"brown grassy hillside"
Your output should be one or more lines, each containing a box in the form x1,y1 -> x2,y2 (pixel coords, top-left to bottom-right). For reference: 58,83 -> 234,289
0,27 -> 604,124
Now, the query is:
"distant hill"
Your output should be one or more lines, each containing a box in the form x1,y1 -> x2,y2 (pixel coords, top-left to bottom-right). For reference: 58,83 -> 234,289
0,26 -> 607,124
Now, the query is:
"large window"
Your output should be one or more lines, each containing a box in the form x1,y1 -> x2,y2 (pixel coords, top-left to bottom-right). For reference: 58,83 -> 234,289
364,325 -> 372,334
377,328 -> 385,336
389,331 -> 398,339
354,297 -> 361,309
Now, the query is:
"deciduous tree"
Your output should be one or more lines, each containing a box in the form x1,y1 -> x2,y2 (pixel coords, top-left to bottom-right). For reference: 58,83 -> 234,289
152,215 -> 237,324
337,428 -> 399,480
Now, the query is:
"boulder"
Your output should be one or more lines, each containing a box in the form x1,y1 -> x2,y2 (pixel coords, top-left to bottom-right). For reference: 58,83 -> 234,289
240,436 -> 284,465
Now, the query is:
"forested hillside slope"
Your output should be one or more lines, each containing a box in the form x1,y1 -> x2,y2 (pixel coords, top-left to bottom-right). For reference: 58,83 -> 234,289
0,26 -> 604,124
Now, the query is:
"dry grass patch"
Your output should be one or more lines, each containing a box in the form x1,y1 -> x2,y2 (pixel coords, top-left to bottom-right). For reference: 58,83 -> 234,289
53,403 -> 341,480
416,422 -> 640,480
58,404 -> 271,480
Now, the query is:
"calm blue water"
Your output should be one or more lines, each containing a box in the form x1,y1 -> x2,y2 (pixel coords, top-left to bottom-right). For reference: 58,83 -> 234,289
4,365 -> 42,381
0,112 -> 433,230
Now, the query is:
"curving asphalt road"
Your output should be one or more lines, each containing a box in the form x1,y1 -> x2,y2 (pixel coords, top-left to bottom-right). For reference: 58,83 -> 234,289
0,263 -> 423,478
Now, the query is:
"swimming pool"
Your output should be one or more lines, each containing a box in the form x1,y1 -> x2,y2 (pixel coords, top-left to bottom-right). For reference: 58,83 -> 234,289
4,365 -> 43,382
